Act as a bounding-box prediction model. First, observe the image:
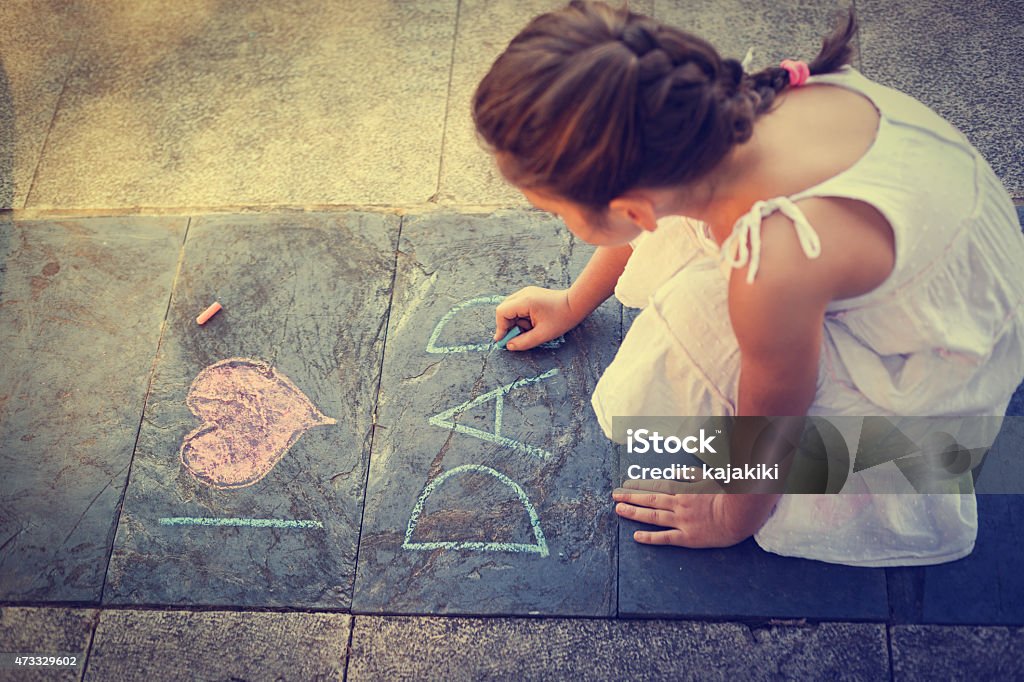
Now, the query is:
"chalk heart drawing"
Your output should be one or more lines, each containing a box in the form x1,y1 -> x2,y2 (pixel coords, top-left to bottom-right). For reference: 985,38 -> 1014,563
426,295 -> 565,354
180,358 -> 337,490
428,368 -> 559,459
403,464 -> 549,557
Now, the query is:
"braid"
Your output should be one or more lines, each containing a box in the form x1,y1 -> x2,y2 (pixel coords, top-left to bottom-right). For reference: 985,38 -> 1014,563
743,8 -> 859,116
615,18 -> 741,187
746,66 -> 791,116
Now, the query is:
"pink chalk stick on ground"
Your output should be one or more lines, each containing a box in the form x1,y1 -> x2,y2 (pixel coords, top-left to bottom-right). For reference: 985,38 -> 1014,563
197,301 -> 222,325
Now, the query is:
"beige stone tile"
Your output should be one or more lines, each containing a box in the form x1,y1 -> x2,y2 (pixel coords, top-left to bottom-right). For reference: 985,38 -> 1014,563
438,0 -> 654,208
348,616 -> 890,681
27,0 -> 458,210
438,1 -> 565,208
84,610 -> 351,681
0,1 -> 82,210
0,607 -> 97,682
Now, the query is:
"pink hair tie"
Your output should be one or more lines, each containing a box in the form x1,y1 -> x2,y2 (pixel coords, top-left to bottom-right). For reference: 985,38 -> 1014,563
780,59 -> 810,87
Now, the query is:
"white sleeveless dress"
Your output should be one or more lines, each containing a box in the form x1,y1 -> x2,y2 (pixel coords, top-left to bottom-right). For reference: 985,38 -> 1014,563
591,66 -> 1024,566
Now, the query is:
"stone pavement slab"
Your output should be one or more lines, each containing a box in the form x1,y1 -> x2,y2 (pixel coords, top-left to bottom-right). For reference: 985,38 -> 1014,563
885,377 -> 1024,625
858,0 -> 1024,199
0,216 -> 186,602
437,0 -> 563,208
890,624 -> 1024,681
0,607 -> 97,682
83,609 -> 350,682
0,1 -> 82,210
352,210 -> 620,617
617,528 -> 889,621
25,0 -> 457,209
346,615 -> 890,681
103,212 -> 398,609
918,495 -> 1024,625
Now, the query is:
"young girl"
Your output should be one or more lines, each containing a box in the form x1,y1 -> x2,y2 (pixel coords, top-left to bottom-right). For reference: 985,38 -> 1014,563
472,1 -> 1024,565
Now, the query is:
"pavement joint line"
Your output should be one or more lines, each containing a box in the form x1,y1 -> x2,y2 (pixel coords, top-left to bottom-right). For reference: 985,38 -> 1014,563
342,614 -> 355,682
78,608 -> 101,682
885,624 -> 896,682
4,200 -> 1022,224
96,216 -> 191,607
429,0 -> 463,204
348,213 -> 404,609
2,202 -> 539,221
23,28 -> 84,210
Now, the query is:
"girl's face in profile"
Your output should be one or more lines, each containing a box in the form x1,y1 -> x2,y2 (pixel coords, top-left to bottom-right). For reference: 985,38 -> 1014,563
518,186 -> 644,247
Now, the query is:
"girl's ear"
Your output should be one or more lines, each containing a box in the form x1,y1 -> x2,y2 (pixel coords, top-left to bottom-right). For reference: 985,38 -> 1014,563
609,195 -> 658,231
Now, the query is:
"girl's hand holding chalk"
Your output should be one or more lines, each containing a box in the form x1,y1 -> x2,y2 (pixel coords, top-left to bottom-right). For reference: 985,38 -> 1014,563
197,301 -> 222,325
494,286 -> 582,351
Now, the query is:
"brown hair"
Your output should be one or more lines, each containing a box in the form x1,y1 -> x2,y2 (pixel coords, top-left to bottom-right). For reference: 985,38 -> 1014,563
473,1 -> 858,210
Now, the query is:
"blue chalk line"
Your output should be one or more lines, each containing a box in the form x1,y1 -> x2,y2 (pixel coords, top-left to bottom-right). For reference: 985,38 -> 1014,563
159,517 -> 323,529
427,368 -> 559,459
402,464 -> 549,557
426,295 -> 565,354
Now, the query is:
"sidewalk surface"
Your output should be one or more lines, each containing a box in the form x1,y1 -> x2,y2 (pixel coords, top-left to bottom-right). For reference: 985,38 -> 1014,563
1,1 -> 1023,680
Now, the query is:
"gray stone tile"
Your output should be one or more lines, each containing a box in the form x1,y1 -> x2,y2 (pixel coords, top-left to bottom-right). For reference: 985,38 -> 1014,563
858,0 -> 1024,199
0,217 -> 186,602
83,609 -> 350,682
885,422 -> 1024,625
102,212 -> 398,609
348,616 -> 889,681
27,1 -> 457,209
0,1 -> 82,209
973,417 -> 1024,493
351,210 -> 620,616
0,607 -> 96,681
891,625 -> 1024,681
919,496 -> 1024,625
618,528 -> 890,620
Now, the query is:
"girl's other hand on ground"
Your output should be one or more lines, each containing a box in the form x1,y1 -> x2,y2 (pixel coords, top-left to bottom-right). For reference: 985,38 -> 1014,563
494,286 -> 584,351
612,479 -> 780,548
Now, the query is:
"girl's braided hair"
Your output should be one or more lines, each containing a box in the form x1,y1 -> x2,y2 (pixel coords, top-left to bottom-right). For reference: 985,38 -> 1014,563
473,1 -> 857,210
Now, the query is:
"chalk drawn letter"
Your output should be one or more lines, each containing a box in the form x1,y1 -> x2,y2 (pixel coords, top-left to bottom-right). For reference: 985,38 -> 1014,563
180,358 -> 337,490
427,368 -> 559,459
426,295 -> 565,354
402,464 -> 549,557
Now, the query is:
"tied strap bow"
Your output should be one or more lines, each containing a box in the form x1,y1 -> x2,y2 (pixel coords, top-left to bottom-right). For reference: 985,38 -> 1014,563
720,197 -> 822,284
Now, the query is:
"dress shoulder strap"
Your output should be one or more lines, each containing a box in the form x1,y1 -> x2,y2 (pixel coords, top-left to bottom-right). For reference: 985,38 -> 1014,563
721,197 -> 822,283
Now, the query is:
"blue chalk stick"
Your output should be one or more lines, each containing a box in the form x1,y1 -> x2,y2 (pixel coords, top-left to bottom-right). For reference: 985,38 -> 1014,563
495,326 -> 522,349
